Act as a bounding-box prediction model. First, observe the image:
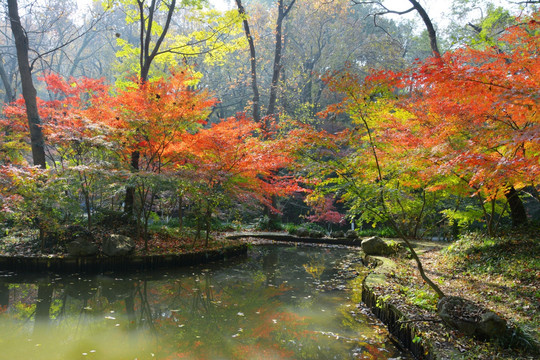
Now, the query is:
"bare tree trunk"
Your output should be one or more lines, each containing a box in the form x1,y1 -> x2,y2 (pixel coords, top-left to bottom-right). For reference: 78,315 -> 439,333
353,0 -> 440,57
407,0 -> 440,56
8,0 -> 47,168
357,110 -> 445,298
266,0 -> 296,121
504,185 -> 528,227
235,0 -> 260,123
0,55 -> 14,103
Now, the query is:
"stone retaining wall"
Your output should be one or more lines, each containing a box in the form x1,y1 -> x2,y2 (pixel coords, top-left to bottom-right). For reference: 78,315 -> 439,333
225,232 -> 362,246
0,244 -> 248,273
362,256 -> 437,360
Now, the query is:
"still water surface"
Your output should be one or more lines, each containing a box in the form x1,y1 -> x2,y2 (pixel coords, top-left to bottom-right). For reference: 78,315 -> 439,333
0,245 -> 410,359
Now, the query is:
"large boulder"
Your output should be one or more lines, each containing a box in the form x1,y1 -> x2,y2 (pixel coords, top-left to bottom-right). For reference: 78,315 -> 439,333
66,238 -> 98,257
103,234 -> 135,256
345,230 -> 358,239
361,236 -> 393,256
438,296 -> 507,340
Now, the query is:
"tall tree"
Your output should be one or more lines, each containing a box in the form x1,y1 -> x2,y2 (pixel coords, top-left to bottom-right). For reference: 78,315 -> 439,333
7,0 -> 47,168
136,0 -> 177,83
235,0 -> 261,123
266,0 -> 296,118
0,55 -> 14,102
119,0 -> 178,213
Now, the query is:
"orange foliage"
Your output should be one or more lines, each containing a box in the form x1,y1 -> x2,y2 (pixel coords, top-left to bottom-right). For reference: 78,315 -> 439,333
180,114 -> 304,210
393,12 -> 540,196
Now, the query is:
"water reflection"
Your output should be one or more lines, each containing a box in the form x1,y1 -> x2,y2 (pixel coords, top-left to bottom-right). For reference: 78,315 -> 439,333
0,245 -> 410,359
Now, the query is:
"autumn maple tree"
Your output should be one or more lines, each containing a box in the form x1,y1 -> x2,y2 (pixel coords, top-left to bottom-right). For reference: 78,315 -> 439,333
2,73 -> 114,242
179,114 -> 303,245
306,10 -> 540,299
385,11 -> 540,231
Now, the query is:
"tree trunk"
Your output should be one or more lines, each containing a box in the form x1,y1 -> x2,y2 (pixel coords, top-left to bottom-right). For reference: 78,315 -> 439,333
124,150 -> 140,214
8,0 -> 47,168
235,0 -> 261,123
0,55 -> 14,103
205,205 -> 211,247
178,194 -> 184,231
267,0 -> 297,120
407,0 -> 440,57
504,185 -> 528,227
125,0 -> 176,214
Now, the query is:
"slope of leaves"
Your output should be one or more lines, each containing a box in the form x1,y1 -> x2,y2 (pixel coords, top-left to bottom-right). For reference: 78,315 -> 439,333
376,236 -> 539,359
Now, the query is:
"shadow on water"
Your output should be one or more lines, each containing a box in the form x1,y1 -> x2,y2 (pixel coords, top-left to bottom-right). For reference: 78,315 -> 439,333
0,245 -> 411,359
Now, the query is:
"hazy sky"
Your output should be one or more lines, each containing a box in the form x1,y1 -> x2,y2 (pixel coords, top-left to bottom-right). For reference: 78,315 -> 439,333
74,0 -> 520,32
75,0 -> 447,15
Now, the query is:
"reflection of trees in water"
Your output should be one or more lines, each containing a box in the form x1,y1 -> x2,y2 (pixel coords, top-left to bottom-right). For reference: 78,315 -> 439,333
34,283 -> 53,332
303,255 -> 327,280
0,247 -> 404,359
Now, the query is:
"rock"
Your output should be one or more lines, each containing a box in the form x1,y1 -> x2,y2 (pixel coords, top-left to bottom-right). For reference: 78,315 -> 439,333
345,230 -> 358,239
65,225 -> 98,256
103,234 -> 135,256
309,230 -> 324,238
295,228 -> 310,237
67,238 -> 98,257
332,230 -> 345,238
361,236 -> 392,256
438,296 -> 507,340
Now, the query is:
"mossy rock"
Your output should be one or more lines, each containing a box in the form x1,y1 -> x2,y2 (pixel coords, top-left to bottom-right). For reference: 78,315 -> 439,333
438,296 -> 507,341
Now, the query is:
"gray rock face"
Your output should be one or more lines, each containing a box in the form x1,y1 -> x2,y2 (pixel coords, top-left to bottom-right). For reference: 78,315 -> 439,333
103,234 -> 135,256
67,238 -> 98,257
361,236 -> 392,256
345,230 -> 358,239
438,296 -> 507,340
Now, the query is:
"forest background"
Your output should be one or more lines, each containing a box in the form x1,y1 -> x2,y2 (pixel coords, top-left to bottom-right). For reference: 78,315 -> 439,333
0,0 -> 539,252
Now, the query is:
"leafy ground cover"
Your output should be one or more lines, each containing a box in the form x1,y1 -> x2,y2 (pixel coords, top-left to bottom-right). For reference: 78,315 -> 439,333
377,234 -> 539,359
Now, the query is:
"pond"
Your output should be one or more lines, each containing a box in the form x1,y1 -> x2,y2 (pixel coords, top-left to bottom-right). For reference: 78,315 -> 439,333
0,245 -> 410,359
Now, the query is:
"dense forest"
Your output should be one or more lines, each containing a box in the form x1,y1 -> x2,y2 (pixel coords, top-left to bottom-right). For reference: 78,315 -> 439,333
0,0 -> 539,248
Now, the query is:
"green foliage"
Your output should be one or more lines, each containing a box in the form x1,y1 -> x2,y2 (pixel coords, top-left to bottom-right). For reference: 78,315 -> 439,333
112,0 -> 244,86
400,285 -> 438,311
355,226 -> 397,238
253,215 -> 283,231
501,324 -> 540,354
